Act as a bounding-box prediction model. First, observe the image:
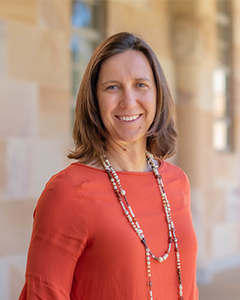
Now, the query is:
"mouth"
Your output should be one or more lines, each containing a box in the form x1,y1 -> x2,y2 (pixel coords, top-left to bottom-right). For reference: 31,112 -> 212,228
116,114 -> 141,122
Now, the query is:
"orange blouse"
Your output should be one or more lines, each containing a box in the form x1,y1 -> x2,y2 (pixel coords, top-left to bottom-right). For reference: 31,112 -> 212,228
19,161 -> 198,300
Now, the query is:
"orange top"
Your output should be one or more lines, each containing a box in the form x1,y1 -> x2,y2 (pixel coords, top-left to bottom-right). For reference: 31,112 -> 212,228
19,161 -> 198,300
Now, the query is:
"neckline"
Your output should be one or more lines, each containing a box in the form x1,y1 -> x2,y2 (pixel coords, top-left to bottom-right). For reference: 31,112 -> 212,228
71,160 -> 165,175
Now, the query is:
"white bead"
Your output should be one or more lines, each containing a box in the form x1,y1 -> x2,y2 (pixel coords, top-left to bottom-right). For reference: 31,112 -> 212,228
127,215 -> 132,222
136,222 -> 140,228
163,254 -> 169,260
120,190 -> 126,195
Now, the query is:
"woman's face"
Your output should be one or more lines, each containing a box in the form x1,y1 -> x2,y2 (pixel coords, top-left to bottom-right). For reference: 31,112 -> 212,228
96,50 -> 157,149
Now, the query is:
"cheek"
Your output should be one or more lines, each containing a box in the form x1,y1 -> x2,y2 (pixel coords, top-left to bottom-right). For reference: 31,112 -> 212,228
147,96 -> 157,124
98,98 -> 114,128
98,95 -> 116,116
97,95 -> 106,116
145,94 -> 157,114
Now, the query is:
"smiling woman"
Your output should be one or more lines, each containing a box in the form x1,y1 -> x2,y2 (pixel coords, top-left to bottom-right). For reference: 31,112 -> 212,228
18,32 -> 198,300
69,32 -> 177,167
96,50 -> 156,156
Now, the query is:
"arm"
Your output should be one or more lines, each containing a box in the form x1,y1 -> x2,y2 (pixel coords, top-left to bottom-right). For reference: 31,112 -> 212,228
18,171 -> 88,299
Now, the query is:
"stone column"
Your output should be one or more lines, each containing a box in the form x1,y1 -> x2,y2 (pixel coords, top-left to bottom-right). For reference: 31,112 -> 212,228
170,0 -> 217,282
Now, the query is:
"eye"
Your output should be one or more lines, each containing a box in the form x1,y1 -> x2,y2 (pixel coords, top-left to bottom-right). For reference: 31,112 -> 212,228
107,85 -> 118,90
137,83 -> 146,88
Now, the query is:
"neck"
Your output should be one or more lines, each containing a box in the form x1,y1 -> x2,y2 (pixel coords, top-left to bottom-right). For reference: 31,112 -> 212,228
105,141 -> 150,172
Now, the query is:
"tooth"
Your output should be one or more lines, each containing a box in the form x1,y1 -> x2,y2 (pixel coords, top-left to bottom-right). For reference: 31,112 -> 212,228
118,115 -> 139,121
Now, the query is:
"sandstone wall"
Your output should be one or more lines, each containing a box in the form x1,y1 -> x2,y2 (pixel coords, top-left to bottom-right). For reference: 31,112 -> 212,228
0,1 -> 71,299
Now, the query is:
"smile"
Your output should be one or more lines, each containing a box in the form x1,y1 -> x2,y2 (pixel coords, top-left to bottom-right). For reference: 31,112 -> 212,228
116,114 -> 141,122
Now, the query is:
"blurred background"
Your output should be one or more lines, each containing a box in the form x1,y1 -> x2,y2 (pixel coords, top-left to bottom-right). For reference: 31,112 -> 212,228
0,0 -> 239,299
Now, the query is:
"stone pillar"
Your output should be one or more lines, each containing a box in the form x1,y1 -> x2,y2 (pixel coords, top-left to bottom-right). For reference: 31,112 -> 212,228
170,0 -> 217,282
233,0 -> 240,151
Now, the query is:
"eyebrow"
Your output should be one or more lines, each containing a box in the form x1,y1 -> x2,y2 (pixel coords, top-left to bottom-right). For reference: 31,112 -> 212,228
100,80 -> 119,86
100,77 -> 152,86
135,77 -> 152,82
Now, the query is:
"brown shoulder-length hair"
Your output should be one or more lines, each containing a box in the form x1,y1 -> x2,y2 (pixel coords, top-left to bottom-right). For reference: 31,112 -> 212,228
68,32 -> 178,163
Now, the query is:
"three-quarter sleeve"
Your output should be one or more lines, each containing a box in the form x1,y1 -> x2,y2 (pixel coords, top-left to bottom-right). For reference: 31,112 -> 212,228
18,170 -> 89,300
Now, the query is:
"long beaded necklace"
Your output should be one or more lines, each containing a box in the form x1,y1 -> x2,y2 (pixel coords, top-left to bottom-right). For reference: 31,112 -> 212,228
101,151 -> 184,300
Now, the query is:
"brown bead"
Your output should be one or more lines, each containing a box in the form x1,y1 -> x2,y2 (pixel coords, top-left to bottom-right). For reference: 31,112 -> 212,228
147,280 -> 153,287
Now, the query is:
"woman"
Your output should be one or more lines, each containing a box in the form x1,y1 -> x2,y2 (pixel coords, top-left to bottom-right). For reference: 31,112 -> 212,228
19,32 -> 198,300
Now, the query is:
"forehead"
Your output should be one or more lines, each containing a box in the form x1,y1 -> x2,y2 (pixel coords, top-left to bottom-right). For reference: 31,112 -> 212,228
98,50 -> 154,79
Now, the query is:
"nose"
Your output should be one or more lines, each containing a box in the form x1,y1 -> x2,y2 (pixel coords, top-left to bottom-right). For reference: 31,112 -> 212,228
119,87 -> 137,109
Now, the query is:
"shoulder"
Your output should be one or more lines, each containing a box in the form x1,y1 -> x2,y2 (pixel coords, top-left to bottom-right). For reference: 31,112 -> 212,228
161,161 -> 189,182
34,163 -> 93,223
160,161 -> 190,199
47,163 -> 84,185
37,163 -> 107,206
35,164 -> 89,211
44,163 -> 98,192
